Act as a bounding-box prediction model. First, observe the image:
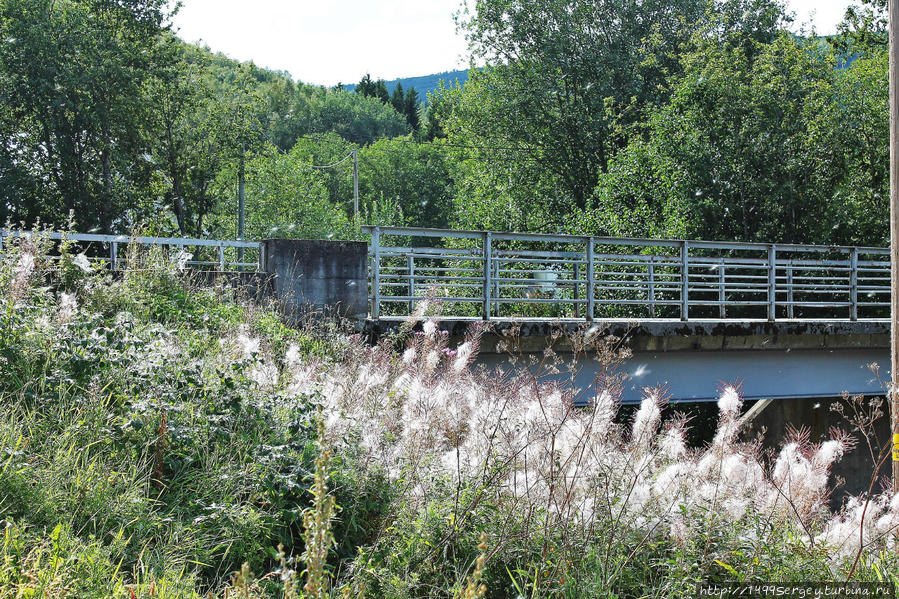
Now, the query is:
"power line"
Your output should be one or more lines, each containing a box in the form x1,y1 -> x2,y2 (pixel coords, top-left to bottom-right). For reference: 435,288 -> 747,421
295,151 -> 355,169
378,137 -> 544,154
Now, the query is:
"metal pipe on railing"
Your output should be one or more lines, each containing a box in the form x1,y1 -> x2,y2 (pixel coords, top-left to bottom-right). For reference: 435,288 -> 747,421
851,247 -> 859,321
680,241 -> 689,321
768,245 -> 777,321
407,254 -> 415,313
586,237 -> 595,321
483,231 -> 492,320
370,226 -> 380,319
787,264 -> 795,319
719,261 -> 726,318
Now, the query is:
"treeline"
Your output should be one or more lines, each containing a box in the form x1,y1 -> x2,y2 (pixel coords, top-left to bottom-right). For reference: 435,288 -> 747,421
0,0 -> 892,246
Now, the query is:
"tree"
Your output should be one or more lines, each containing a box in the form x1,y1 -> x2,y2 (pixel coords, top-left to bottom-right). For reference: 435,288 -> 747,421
445,0 -> 788,231
207,143 -> 353,241
404,87 -> 420,130
359,138 -> 455,229
0,0 -> 172,231
590,33 -> 886,245
391,82 -> 405,116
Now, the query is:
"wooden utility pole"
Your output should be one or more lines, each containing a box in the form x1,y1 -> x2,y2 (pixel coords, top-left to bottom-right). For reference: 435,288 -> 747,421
890,0 -> 899,492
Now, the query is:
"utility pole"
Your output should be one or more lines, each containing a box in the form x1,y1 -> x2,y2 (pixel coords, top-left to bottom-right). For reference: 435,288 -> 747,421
352,149 -> 359,218
237,150 -> 246,264
890,0 -> 899,492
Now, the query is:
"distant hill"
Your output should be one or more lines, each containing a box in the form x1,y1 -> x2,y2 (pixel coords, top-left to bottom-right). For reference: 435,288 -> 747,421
343,69 -> 469,101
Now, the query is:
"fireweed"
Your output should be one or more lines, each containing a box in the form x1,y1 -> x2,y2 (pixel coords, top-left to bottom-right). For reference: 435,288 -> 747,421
275,318 -> 899,584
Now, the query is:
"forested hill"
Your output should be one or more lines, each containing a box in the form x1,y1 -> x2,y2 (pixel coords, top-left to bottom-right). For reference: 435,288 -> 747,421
343,69 -> 468,99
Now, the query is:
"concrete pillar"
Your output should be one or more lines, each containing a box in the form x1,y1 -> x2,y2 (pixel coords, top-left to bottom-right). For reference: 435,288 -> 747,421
261,239 -> 368,321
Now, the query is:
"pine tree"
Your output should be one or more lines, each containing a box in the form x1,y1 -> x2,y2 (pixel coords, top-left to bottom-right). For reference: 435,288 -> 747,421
404,87 -> 420,130
391,82 -> 405,115
355,74 -> 373,97
375,79 -> 389,103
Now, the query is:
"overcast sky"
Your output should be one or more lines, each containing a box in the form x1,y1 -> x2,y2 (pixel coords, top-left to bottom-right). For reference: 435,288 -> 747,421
171,0 -> 857,87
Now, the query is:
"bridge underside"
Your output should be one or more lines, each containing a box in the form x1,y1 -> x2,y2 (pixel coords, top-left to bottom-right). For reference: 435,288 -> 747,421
364,318 -> 891,404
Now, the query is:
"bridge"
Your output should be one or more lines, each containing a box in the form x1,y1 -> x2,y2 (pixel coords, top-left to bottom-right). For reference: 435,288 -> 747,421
2,226 -> 891,404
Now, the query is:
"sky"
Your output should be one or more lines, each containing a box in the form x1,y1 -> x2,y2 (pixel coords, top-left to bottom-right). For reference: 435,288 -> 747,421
171,0 -> 857,88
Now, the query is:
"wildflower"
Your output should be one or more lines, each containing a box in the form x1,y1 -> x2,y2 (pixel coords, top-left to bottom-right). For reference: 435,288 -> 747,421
452,342 -> 472,374
631,392 -> 662,451
402,347 -> 417,365
285,344 -> 302,367
423,319 -> 438,338
424,350 -> 440,373
173,249 -> 192,272
72,252 -> 92,272
717,385 -> 741,416
57,292 -> 78,322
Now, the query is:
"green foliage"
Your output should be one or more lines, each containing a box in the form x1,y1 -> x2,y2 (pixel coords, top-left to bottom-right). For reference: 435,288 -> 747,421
590,33 -> 889,245
0,0 -> 172,231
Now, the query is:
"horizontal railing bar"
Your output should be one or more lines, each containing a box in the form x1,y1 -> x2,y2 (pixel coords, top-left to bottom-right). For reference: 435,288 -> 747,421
0,230 -> 260,249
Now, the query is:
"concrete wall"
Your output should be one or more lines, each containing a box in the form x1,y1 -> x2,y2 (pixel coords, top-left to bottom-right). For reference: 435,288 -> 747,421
261,239 -> 368,320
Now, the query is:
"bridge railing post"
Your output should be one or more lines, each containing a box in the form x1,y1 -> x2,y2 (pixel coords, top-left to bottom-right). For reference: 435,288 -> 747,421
718,260 -> 726,318
850,247 -> 859,321
767,245 -> 776,321
680,240 -> 689,321
573,262 -> 579,318
370,226 -> 380,319
482,231 -> 492,320
407,254 -> 415,314
110,241 -> 118,271
787,263 -> 795,319
586,236 -> 595,321
648,256 -> 656,318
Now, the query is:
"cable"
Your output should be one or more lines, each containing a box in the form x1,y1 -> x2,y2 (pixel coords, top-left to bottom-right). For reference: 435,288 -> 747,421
296,151 -> 354,169
377,137 -> 543,154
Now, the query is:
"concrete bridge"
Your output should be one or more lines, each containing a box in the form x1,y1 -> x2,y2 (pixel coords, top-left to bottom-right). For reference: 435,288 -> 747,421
356,226 -> 891,404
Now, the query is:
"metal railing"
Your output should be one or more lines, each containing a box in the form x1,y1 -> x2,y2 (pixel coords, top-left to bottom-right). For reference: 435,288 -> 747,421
0,230 -> 263,271
362,226 -> 891,321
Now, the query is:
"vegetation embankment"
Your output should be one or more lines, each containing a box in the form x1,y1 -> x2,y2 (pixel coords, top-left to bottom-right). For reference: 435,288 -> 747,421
1,233 -> 898,598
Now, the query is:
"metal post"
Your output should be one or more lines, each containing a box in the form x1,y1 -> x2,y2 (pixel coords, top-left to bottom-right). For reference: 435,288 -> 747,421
352,149 -> 359,218
483,232 -> 492,320
680,241 -> 689,321
218,245 -> 225,271
110,242 -> 118,271
407,254 -> 415,313
890,0 -> 899,491
850,247 -> 859,321
768,245 -> 776,321
787,264 -> 795,319
648,256 -> 656,318
586,237 -> 595,321
493,257 -> 500,318
573,262 -> 580,318
371,226 -> 380,319
718,261 -> 726,318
